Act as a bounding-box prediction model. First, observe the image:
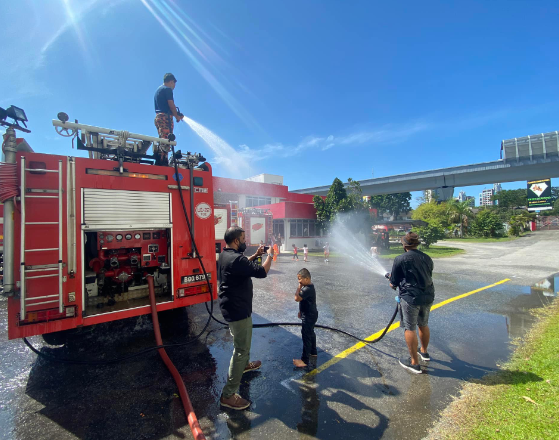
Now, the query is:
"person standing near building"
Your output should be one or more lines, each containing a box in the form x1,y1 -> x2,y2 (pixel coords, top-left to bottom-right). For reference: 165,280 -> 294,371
323,242 -> 330,263
302,244 -> 309,262
218,226 -> 273,410
292,244 -> 299,261
388,232 -> 434,374
153,73 -> 183,165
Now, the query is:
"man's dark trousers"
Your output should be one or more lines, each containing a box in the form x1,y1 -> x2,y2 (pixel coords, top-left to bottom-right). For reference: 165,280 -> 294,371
301,314 -> 318,363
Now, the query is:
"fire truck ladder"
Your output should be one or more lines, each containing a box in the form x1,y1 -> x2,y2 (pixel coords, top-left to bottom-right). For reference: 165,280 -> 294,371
19,157 -> 64,317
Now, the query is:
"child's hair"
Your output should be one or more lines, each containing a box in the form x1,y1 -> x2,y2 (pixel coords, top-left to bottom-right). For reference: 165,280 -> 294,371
292,244 -> 295,247
304,244 -> 307,247
297,268 -> 311,279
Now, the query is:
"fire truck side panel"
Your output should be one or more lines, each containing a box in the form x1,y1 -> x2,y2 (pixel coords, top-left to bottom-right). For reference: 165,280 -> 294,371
214,204 -> 230,257
8,153 -> 78,339
237,210 -> 273,249
7,153 -> 217,340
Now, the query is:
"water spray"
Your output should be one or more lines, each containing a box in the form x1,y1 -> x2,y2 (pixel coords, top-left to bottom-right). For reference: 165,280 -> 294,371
330,216 -> 388,277
180,116 -> 252,176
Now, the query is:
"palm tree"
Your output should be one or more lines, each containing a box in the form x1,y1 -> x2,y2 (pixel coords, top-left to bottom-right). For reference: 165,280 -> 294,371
509,211 -> 536,235
447,200 -> 473,238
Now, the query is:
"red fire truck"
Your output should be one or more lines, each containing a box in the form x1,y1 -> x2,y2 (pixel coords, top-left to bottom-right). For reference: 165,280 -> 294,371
1,113 -> 217,340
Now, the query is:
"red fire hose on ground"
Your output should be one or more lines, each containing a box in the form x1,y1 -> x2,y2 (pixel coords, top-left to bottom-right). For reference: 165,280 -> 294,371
147,275 -> 206,440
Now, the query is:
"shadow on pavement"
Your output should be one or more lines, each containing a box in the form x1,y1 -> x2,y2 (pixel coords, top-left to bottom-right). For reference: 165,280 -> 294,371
23,308 -> 219,440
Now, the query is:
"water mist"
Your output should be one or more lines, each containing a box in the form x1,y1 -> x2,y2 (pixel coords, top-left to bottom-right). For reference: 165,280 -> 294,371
182,116 -> 252,176
329,215 -> 388,277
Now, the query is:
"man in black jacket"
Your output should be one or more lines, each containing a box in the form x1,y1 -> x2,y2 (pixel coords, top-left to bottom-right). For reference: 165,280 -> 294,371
218,226 -> 272,410
389,232 -> 434,374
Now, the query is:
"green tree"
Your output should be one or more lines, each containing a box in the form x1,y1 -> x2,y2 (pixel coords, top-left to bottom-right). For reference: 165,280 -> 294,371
470,209 -> 503,237
313,195 -> 331,233
492,189 -> 527,209
447,199 -> 473,238
412,223 -> 445,248
346,178 -> 368,211
314,177 -> 367,232
325,177 -> 348,213
411,200 -> 451,228
508,211 -> 536,236
541,187 -> 559,216
370,193 -> 412,219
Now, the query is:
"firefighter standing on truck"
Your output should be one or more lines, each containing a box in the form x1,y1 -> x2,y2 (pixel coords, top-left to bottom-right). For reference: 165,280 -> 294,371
154,73 -> 184,165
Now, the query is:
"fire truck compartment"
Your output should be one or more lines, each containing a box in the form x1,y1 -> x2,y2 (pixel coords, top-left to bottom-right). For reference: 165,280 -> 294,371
84,228 -> 172,316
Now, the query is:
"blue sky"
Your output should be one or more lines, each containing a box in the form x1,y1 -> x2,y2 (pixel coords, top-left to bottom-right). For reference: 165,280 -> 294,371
2,0 -> 558,207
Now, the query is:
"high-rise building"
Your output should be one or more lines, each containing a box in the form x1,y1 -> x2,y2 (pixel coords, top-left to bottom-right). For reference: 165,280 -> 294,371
424,187 -> 454,203
457,191 -> 475,206
479,188 -> 496,206
478,183 -> 502,207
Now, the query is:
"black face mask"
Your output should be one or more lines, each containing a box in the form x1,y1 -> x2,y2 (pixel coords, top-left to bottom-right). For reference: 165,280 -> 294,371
237,241 -> 247,253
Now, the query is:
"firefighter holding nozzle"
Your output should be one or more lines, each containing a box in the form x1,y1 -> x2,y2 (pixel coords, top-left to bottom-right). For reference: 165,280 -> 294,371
386,232 -> 434,374
153,73 -> 184,165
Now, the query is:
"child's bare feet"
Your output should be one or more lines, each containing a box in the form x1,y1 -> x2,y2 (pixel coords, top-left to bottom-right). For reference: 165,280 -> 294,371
293,359 -> 307,368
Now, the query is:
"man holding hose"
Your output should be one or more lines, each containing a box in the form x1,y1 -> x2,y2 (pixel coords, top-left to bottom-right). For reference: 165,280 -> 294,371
153,73 -> 183,165
389,232 -> 434,374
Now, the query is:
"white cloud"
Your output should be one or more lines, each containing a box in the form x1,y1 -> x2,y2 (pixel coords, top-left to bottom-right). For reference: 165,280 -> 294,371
231,121 -> 430,166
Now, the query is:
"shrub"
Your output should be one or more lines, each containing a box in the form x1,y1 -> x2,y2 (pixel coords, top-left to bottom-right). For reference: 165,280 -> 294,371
412,223 -> 445,248
470,209 -> 503,237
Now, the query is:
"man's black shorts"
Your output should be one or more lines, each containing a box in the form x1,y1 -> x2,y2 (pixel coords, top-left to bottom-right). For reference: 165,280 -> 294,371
399,300 -> 432,331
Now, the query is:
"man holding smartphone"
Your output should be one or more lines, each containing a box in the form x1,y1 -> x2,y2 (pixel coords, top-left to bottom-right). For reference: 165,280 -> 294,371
218,226 -> 273,410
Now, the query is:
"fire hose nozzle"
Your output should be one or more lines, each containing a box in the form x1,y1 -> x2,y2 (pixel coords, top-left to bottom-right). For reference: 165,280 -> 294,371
384,273 -> 390,279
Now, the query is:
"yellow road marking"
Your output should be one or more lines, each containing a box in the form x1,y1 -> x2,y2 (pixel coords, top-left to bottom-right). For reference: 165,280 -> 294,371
305,278 -> 511,378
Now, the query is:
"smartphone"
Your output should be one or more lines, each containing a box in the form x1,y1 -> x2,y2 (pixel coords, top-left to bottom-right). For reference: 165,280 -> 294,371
263,246 -> 270,252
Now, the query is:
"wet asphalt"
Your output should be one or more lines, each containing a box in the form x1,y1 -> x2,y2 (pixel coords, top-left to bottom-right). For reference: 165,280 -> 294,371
1,230 -> 558,440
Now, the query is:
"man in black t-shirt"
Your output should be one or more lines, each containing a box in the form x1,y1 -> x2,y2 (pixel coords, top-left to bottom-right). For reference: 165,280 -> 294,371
153,73 -> 184,165
389,232 -> 434,374
218,226 -> 272,410
293,268 -> 318,368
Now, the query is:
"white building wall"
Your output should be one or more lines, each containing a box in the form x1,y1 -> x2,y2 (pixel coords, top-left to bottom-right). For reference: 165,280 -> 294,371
238,194 -> 247,209
282,236 -> 324,253
246,174 -> 284,185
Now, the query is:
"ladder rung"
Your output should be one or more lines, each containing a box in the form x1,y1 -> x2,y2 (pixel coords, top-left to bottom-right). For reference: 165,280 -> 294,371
26,274 -> 58,280
25,222 -> 59,225
25,168 -> 59,173
25,267 -> 58,273
25,300 -> 59,307
26,294 -> 59,301
27,189 -> 58,193
25,195 -> 59,199
25,248 -> 59,252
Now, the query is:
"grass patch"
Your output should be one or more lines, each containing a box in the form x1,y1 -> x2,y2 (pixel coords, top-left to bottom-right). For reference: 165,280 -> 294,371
442,235 -> 522,243
304,245 -> 464,259
378,244 -> 465,259
305,251 -> 341,258
427,299 -> 559,440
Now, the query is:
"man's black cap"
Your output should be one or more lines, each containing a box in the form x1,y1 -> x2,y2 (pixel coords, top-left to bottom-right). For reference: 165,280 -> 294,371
164,73 -> 177,83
